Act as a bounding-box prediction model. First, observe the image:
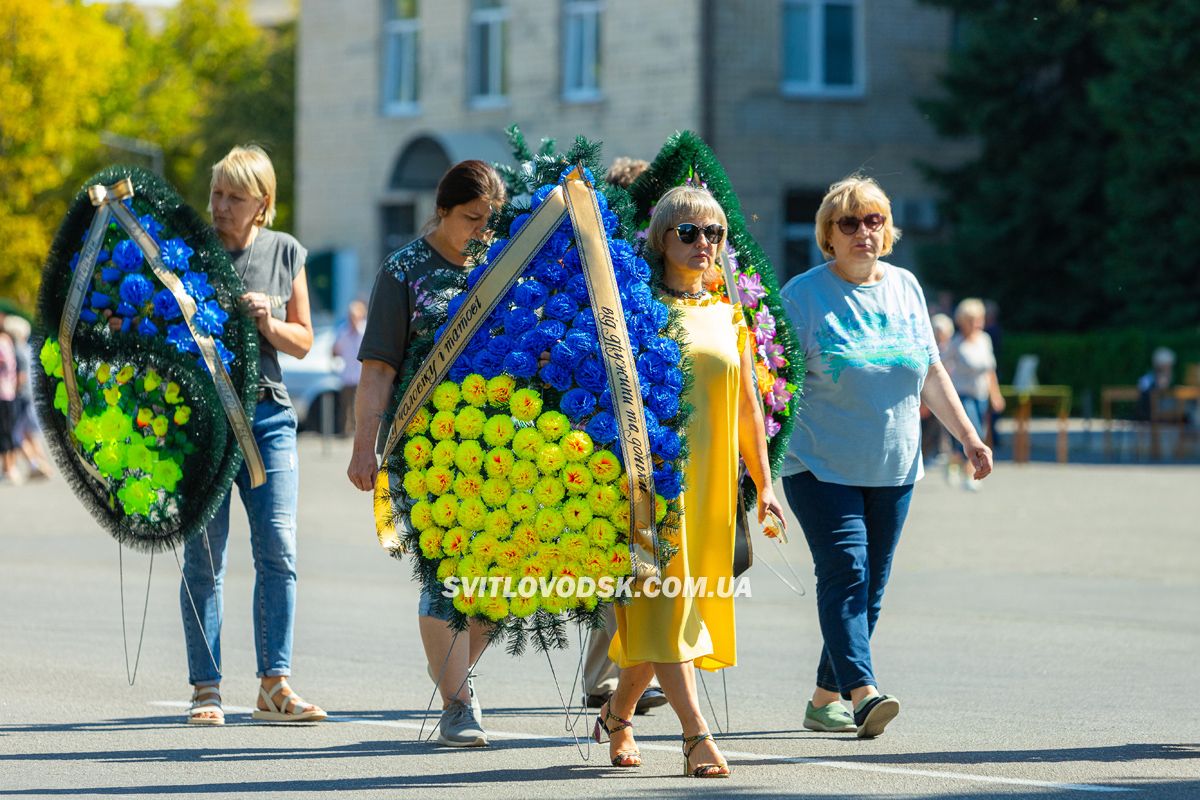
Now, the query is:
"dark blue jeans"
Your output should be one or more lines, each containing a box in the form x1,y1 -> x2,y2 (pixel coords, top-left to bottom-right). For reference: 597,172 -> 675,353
782,471 -> 913,698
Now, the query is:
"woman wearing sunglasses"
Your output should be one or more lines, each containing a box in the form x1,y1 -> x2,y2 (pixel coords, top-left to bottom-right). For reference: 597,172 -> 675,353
599,186 -> 786,778
779,174 -> 992,738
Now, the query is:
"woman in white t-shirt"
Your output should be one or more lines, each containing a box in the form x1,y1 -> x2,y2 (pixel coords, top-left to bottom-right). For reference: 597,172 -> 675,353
942,298 -> 1005,490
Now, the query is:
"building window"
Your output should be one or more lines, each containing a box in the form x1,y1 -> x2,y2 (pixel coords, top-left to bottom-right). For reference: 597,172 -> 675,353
562,0 -> 602,102
382,0 -> 420,114
469,0 -> 509,107
781,0 -> 864,97
782,188 -> 826,282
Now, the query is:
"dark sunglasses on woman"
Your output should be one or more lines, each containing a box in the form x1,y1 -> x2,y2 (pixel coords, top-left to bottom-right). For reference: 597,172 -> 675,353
835,213 -> 886,236
674,222 -> 726,245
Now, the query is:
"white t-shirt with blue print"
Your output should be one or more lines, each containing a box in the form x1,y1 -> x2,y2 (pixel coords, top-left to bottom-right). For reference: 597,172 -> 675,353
780,262 -> 939,487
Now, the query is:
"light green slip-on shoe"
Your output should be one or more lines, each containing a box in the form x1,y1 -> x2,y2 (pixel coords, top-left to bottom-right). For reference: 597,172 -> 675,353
803,700 -> 857,732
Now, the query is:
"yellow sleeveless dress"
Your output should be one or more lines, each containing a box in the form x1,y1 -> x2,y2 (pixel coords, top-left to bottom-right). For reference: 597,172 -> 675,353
610,295 -> 749,671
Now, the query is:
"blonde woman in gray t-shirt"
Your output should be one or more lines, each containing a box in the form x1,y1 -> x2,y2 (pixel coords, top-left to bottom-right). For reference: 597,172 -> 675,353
942,298 -> 1005,491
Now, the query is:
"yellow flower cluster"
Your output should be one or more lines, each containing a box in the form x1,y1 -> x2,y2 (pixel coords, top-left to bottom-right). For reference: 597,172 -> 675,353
401,376 -> 665,621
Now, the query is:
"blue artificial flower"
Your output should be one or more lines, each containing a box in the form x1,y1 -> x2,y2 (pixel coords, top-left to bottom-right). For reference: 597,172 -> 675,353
160,238 -> 194,272
652,465 -> 682,500
544,292 -> 577,322
562,247 -> 582,273
646,385 -> 680,421
574,356 -> 608,394
636,352 -> 668,385
564,274 -> 590,305
467,263 -> 488,289
598,388 -> 613,413
653,428 -> 682,461
550,339 -> 580,368
509,213 -> 531,236
447,294 -> 466,318
630,256 -> 652,284
448,354 -> 474,383
116,302 -> 138,317
571,308 -> 597,337
661,366 -> 684,393
608,240 -> 635,275
90,291 -> 112,310
181,270 -> 215,301
642,407 -> 662,434
503,306 -> 538,336
101,267 -> 123,284
138,214 -> 164,242
469,329 -> 492,352
69,252 -> 80,273
649,298 -> 670,328
585,411 -> 618,444
433,323 -> 448,342
80,308 -> 98,324
533,319 -> 566,350
137,317 -> 158,337
512,279 -> 548,309
503,351 -> 539,379
193,300 -> 229,337
531,184 -> 555,210
472,348 -> 505,378
543,226 -> 574,261
485,239 -> 507,264
646,335 -> 682,365
119,273 -> 154,308
560,387 -> 596,421
594,188 -> 609,213
112,239 -> 143,272
626,283 -> 653,314
167,324 -> 200,355
539,361 -> 574,392
486,333 -> 516,356
97,248 -> 110,264
534,257 -> 568,289
632,313 -> 660,344
602,209 -> 619,236
214,339 -> 235,367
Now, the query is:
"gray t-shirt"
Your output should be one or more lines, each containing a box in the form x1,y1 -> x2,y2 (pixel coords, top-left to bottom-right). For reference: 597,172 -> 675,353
228,228 -> 306,407
780,262 -> 939,486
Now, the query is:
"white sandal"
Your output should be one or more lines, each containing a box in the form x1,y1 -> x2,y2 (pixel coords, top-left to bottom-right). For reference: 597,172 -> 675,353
187,686 -> 224,726
251,682 -> 327,723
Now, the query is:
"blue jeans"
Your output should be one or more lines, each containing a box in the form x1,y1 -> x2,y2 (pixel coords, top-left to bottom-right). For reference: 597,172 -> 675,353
782,471 -> 913,698
959,394 -> 988,439
180,400 -> 299,685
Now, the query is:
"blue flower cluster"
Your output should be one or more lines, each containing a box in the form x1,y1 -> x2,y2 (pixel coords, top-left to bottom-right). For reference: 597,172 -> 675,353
73,208 -> 234,369
434,169 -> 687,500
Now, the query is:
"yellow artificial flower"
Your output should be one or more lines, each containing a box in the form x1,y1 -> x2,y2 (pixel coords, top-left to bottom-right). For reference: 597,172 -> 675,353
486,374 -> 516,406
509,388 -> 543,422
151,415 -> 169,438
482,414 -> 516,447
425,464 -> 455,496
173,405 -> 192,426
562,497 -> 593,531
431,439 -> 458,467
562,464 -> 593,495
406,407 -> 431,435
164,381 -> 182,404
535,444 -> 565,475
143,368 -> 162,392
455,406 -> 487,439
587,450 -> 621,483
95,362 -> 112,384
453,472 -> 483,499
483,446 -> 515,478
535,410 -> 570,442
561,430 -> 595,462
509,459 -> 539,490
461,373 -> 489,407
116,364 -> 135,384
431,381 -> 462,411
430,410 -> 456,441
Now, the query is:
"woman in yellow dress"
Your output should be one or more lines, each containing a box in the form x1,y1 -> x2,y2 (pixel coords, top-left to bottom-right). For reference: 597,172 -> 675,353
601,185 -> 786,777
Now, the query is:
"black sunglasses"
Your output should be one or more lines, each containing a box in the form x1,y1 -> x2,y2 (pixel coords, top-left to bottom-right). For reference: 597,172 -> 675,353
835,213 -> 885,235
674,223 -> 726,245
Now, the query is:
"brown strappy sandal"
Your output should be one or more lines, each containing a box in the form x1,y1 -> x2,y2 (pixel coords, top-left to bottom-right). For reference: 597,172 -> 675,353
683,732 -> 730,778
592,702 -> 641,767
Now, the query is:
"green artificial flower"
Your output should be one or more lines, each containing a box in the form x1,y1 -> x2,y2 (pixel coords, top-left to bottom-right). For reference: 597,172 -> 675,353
98,405 -> 133,443
73,413 -> 102,451
150,457 -> 182,492
118,477 -> 157,517
53,382 -> 68,415
39,339 -> 64,378
93,442 -> 127,478
173,405 -> 192,426
143,368 -> 162,392
431,381 -> 461,412
125,438 -> 158,473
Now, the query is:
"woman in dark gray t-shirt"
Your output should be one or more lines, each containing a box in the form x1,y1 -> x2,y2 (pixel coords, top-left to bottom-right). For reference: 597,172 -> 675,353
179,145 -> 326,726
348,160 -> 505,748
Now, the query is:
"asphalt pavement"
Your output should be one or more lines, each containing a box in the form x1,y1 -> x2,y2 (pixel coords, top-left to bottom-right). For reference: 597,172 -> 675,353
1,436 -> 1198,799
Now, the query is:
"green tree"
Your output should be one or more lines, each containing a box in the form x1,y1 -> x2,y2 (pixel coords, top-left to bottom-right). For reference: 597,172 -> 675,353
0,0 -> 126,310
1089,0 -> 1200,329
917,1 -> 1126,332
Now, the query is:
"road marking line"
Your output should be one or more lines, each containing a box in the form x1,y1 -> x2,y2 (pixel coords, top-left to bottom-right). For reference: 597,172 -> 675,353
153,701 -> 1130,793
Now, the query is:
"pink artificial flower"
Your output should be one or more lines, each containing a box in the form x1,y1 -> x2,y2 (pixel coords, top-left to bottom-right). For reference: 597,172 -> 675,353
737,272 -> 767,308
754,305 -> 776,334
758,340 -> 787,370
765,377 -> 791,413
764,415 -> 782,438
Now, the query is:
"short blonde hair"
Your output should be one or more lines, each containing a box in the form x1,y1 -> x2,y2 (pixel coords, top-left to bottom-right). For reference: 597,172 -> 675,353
954,297 -> 986,325
815,174 -> 901,258
931,313 -> 954,341
645,185 -> 728,259
210,144 -> 277,227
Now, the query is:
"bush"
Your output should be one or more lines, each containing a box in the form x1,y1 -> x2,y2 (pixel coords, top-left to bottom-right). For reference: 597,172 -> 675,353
997,329 -> 1200,415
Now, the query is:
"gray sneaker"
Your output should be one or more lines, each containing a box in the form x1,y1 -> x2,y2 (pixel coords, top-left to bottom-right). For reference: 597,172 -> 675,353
437,699 -> 488,747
